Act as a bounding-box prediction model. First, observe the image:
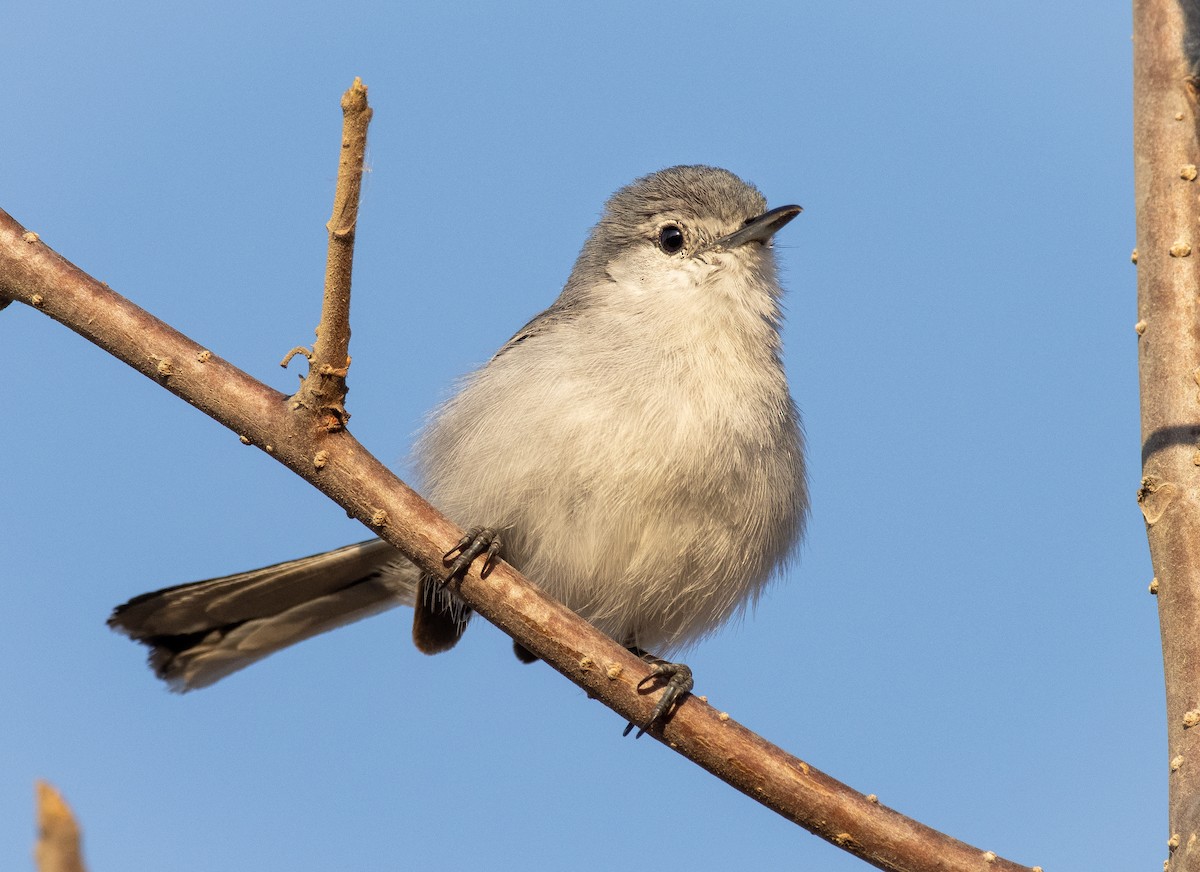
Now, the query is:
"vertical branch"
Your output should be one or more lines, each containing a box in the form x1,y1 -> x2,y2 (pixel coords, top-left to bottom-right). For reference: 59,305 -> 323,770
34,781 -> 87,872
287,77 -> 373,430
1134,1 -> 1200,866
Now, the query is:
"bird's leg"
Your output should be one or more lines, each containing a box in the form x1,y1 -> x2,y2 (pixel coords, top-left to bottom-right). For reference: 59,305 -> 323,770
622,647 -> 694,738
442,526 -> 503,581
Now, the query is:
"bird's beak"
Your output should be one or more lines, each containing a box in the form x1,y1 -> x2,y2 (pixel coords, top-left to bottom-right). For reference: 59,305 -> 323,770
706,204 -> 802,251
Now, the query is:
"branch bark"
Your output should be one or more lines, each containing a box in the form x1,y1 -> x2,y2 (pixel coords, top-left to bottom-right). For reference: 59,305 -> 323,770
34,781 -> 87,872
1135,2 -> 1200,867
0,87 -> 1034,872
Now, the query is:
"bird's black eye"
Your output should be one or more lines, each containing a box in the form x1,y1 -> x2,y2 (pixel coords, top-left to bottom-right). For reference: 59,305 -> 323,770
658,224 -> 685,254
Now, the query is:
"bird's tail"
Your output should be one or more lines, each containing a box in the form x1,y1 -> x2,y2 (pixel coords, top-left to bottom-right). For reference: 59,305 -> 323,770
108,539 -> 418,691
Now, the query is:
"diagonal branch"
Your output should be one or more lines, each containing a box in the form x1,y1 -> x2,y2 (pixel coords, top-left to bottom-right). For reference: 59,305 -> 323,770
0,205 -> 1035,872
0,92 -> 1034,872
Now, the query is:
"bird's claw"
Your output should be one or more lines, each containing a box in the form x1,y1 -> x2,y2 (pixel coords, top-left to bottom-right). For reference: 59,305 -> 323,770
443,527 -> 503,581
623,660 -> 694,738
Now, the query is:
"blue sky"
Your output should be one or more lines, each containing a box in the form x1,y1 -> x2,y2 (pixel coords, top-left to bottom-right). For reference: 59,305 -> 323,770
2,3 -> 1148,870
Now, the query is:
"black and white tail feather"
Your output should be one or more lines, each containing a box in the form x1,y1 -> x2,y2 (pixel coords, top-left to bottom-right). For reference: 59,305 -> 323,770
108,540 -> 417,690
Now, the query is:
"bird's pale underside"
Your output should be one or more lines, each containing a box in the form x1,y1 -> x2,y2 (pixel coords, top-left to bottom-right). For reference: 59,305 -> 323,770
109,165 -> 809,733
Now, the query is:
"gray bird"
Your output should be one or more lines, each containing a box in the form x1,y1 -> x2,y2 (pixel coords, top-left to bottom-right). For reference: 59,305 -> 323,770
109,165 -> 808,732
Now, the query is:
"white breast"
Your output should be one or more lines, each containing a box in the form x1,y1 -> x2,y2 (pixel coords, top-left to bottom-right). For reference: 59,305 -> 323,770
415,256 -> 807,653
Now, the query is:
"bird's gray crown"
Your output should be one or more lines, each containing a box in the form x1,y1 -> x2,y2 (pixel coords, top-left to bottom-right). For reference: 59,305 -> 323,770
564,166 -> 772,292
603,165 -> 767,230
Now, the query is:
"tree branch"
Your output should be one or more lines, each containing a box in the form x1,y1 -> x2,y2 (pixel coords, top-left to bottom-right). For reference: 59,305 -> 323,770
0,89 -> 1034,872
1134,2 -> 1200,867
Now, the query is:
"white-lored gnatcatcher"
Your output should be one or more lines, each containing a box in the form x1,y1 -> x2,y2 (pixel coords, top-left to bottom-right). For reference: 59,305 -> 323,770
110,165 -> 809,733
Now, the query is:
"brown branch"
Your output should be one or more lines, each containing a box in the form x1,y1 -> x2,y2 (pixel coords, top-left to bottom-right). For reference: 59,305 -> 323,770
1134,2 -> 1200,867
0,97 -> 1035,872
0,207 -> 1036,872
35,781 -> 87,872
289,77 -> 372,431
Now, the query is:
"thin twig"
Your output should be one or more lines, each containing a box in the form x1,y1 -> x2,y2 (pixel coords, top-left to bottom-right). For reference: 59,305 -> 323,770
1134,2 -> 1200,867
290,77 -> 372,430
34,781 -> 88,872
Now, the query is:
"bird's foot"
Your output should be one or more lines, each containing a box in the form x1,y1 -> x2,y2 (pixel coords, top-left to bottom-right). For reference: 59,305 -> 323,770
623,654 -> 694,739
442,527 -> 503,582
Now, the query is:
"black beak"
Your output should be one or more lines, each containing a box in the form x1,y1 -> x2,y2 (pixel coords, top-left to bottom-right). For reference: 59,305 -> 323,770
707,204 -> 802,250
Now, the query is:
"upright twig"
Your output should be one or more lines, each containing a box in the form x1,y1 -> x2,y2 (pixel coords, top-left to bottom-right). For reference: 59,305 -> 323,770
285,77 -> 372,430
1134,1 -> 1200,866
34,781 -> 87,872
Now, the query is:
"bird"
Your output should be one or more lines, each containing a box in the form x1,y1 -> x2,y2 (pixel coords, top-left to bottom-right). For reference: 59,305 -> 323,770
109,165 -> 809,733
